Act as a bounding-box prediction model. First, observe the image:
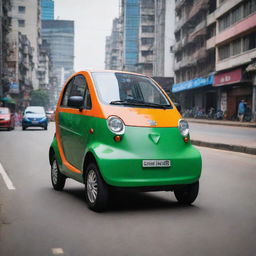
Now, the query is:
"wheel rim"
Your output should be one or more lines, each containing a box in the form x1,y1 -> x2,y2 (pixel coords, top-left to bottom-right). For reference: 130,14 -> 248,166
87,170 -> 98,203
51,160 -> 58,185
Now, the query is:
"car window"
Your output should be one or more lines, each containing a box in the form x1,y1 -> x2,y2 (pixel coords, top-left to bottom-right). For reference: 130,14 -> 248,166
0,108 -> 9,114
61,78 -> 74,107
61,75 -> 92,109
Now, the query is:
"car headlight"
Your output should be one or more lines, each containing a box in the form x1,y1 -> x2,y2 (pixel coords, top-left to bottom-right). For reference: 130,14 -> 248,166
107,116 -> 125,135
178,119 -> 189,137
41,117 -> 47,121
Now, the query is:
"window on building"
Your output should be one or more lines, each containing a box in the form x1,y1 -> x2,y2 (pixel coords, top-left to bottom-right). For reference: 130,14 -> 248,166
18,20 -> 25,27
141,38 -> 154,45
142,26 -> 154,33
141,50 -> 153,56
219,13 -> 230,32
231,38 -> 242,56
243,32 -> 256,51
141,0 -> 154,8
219,44 -> 230,60
141,15 -> 155,22
231,4 -> 242,24
18,6 -> 26,13
244,0 -> 256,17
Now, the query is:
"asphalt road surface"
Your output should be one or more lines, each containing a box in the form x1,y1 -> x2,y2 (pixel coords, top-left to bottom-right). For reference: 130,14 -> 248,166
0,123 -> 256,256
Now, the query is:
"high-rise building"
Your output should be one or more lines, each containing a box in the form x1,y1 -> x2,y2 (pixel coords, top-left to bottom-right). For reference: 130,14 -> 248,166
8,0 -> 41,91
0,0 -> 11,98
41,20 -> 74,98
40,0 -> 54,20
122,0 -> 140,72
172,0 -> 216,112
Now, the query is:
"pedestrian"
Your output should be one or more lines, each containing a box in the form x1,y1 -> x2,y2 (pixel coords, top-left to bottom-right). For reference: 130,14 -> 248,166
237,99 -> 245,122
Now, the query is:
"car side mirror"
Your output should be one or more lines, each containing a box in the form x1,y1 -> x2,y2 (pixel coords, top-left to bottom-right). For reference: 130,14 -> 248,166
174,102 -> 181,112
68,96 -> 84,109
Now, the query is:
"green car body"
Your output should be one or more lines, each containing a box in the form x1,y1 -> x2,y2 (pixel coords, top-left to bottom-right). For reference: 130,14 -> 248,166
49,71 -> 202,211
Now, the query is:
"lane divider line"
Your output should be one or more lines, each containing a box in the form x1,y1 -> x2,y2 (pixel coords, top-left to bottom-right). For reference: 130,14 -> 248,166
0,162 -> 15,190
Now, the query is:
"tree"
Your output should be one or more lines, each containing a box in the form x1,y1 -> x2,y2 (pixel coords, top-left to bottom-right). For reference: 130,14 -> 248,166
30,89 -> 49,108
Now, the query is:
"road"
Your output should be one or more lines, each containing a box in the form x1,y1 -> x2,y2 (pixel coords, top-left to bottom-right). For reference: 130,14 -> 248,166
0,123 -> 256,256
189,122 -> 256,148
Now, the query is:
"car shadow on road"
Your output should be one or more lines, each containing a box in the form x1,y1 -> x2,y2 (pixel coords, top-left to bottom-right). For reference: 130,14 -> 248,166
60,186 -> 199,213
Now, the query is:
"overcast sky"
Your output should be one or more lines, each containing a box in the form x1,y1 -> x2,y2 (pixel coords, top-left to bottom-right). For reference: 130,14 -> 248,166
54,0 -> 119,71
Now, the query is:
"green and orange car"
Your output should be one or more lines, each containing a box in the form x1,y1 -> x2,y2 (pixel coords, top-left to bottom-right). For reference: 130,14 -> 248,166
49,70 -> 202,211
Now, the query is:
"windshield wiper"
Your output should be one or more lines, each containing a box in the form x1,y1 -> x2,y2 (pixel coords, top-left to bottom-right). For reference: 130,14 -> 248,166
110,100 -> 172,109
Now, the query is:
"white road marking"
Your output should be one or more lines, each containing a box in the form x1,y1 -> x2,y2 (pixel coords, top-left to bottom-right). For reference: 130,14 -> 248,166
52,248 -> 64,255
0,162 -> 15,190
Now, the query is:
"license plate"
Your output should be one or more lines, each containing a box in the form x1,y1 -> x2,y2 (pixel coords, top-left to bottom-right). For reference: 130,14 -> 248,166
32,121 -> 38,124
142,160 -> 171,168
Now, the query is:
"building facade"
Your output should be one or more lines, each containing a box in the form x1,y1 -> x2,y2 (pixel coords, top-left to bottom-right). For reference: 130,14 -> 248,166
0,0 -> 11,98
207,0 -> 256,119
41,20 -> 74,102
173,0 -> 216,113
8,0 -> 41,91
40,0 -> 54,20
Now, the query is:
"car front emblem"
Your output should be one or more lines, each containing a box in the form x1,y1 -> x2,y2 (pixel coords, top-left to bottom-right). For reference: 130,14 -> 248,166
148,133 -> 160,144
148,120 -> 157,126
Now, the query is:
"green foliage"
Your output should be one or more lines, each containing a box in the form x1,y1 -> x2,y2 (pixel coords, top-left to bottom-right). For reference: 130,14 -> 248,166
30,89 -> 49,108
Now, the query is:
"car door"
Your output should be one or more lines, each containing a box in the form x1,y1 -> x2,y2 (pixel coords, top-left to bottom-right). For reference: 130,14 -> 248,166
58,77 -> 75,165
66,74 -> 92,170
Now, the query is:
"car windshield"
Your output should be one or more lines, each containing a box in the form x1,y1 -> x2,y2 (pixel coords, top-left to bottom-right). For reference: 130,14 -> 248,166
0,108 -> 9,114
92,72 -> 172,109
25,107 -> 45,114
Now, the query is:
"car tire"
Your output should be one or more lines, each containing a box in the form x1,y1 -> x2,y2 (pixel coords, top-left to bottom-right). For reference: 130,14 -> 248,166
51,157 -> 66,191
22,126 -> 26,130
174,181 -> 199,205
85,162 -> 109,212
44,125 -> 48,130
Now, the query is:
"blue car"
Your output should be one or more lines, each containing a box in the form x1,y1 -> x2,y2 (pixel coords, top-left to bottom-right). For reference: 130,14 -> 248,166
22,106 -> 48,130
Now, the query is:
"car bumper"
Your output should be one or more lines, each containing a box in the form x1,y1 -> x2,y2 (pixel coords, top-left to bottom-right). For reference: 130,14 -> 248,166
22,120 -> 48,127
0,120 -> 11,128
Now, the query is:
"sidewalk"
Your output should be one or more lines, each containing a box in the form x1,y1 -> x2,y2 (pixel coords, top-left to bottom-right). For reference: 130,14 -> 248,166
186,118 -> 256,155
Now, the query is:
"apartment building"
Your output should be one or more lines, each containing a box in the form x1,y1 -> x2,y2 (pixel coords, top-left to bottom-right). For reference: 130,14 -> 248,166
172,0 -> 216,112
8,0 -> 41,90
207,0 -> 256,119
0,0 -> 11,98
105,18 -> 122,70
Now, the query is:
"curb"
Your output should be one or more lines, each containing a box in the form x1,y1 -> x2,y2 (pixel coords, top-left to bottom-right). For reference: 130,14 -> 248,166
191,140 -> 256,155
186,119 -> 256,128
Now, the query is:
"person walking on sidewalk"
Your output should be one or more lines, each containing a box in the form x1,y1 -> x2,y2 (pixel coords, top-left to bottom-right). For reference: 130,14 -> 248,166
238,99 -> 246,122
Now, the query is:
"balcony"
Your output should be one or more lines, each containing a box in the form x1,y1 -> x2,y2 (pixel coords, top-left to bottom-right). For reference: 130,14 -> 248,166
187,0 -> 208,21
188,22 -> 207,43
206,36 -> 216,49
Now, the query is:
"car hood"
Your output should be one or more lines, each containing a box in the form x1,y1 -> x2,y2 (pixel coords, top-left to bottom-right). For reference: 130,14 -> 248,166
24,113 -> 46,119
101,105 -> 182,128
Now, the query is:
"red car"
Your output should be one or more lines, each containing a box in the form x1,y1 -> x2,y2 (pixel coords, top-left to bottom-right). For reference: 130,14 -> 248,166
0,107 -> 15,130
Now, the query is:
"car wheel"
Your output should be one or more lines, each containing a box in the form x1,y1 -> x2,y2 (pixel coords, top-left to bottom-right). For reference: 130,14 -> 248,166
51,157 -> 66,191
22,126 -> 26,130
174,181 -> 199,205
85,163 -> 109,212
44,125 -> 48,130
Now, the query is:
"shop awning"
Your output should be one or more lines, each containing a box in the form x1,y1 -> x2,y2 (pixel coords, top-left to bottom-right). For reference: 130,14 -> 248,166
172,75 -> 214,93
0,96 -> 16,104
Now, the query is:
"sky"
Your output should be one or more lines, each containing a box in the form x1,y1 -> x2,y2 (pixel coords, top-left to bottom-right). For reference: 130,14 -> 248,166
54,0 -> 119,72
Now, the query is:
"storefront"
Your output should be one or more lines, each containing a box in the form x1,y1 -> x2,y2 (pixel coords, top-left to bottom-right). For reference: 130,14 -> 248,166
172,75 -> 216,113
214,68 -> 252,119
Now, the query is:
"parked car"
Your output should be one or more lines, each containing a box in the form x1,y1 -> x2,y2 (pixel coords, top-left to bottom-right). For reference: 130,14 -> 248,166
46,110 -> 55,122
0,107 -> 15,130
49,71 -> 202,212
22,106 -> 48,130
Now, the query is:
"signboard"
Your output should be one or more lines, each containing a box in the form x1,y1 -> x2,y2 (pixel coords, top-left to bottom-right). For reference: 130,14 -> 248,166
214,68 -> 242,87
172,75 -> 214,93
9,82 -> 20,94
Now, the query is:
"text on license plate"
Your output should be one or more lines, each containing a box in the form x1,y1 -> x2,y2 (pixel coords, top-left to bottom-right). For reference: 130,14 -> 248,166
143,160 -> 171,168
32,121 -> 38,124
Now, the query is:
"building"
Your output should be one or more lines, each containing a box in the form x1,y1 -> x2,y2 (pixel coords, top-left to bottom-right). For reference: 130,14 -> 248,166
122,0 -> 140,72
41,20 -> 74,100
0,0 -> 11,98
6,32 -> 34,108
105,18 -> 122,70
8,0 -> 41,91
40,0 -> 54,20
172,0 -> 216,113
207,0 -> 256,120
154,0 -> 175,78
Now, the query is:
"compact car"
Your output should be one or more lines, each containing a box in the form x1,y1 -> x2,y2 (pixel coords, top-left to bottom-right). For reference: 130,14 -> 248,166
22,106 -> 48,130
49,71 -> 202,212
0,107 -> 15,130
